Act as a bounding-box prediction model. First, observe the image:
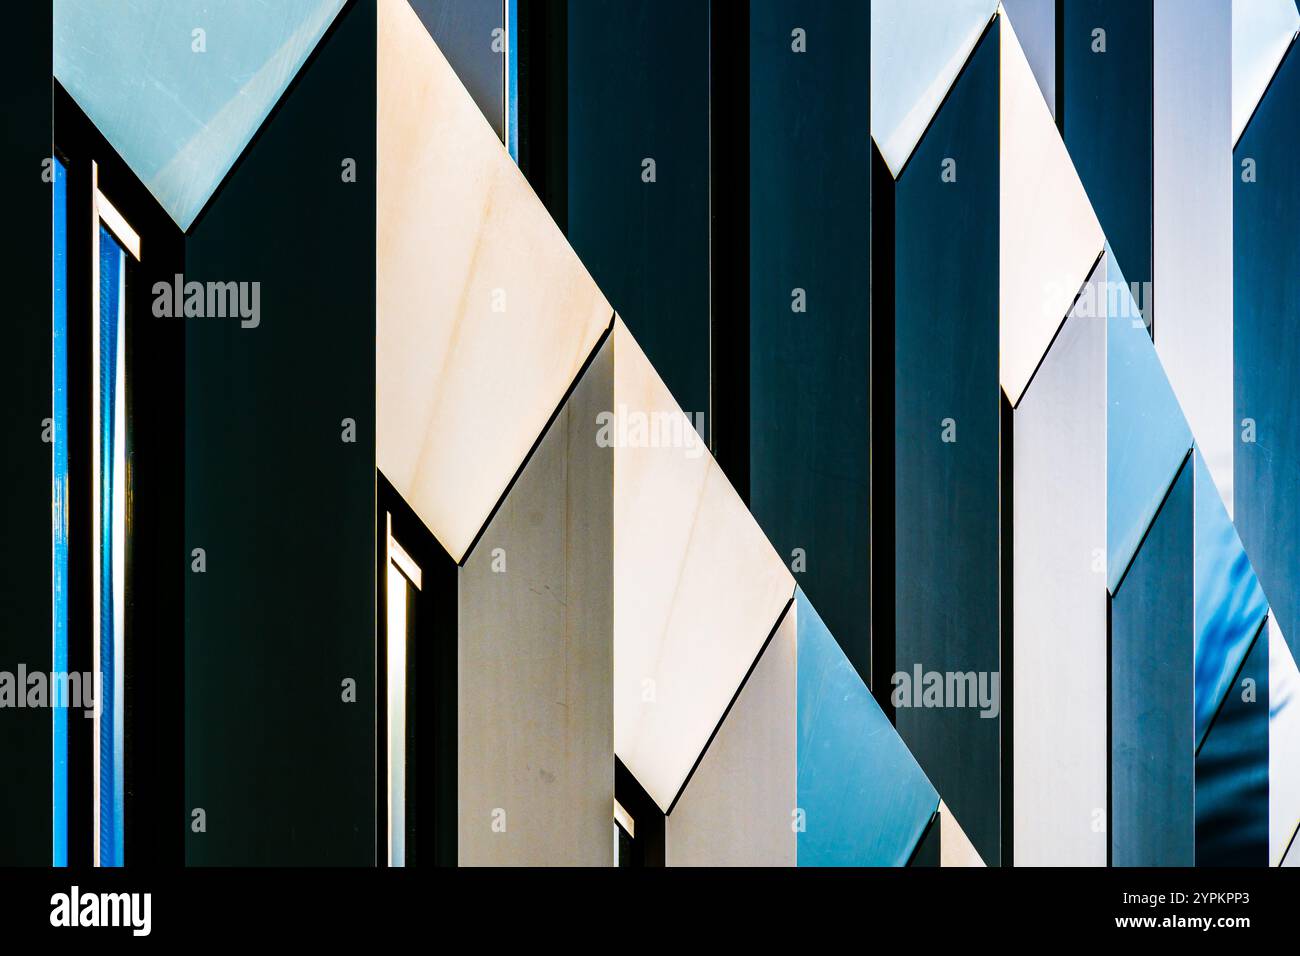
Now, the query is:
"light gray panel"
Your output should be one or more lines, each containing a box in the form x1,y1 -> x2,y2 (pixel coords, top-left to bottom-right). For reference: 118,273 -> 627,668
457,339 -> 613,866
1153,0 -> 1234,515
665,609 -> 796,867
1013,263 -> 1108,866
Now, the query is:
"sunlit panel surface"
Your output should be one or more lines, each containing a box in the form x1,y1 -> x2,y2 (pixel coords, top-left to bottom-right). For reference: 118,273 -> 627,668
54,0 -> 347,229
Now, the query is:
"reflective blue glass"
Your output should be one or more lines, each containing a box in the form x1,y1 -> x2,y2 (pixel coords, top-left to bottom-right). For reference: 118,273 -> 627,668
796,589 -> 938,866
1193,452 -> 1268,748
98,226 -> 125,867
52,158 -> 69,868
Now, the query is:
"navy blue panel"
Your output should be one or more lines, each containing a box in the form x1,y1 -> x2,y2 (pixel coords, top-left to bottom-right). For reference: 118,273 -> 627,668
1111,454 -> 1194,867
566,0 -> 710,426
894,21 -> 1001,866
1061,0 -> 1153,328
749,0 -> 871,682
1195,621 -> 1269,867
1235,44 -> 1300,665
184,5 -> 376,864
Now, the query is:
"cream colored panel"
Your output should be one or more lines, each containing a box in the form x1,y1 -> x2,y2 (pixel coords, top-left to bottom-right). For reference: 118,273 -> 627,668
376,0 -> 611,561
666,609 -> 796,867
939,800 -> 986,867
613,319 -> 796,812
458,340 -> 613,866
1000,12 -> 1104,406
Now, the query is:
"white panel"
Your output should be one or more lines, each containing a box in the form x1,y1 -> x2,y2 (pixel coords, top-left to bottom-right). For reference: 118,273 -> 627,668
1232,0 -> 1300,143
1271,615 -> 1300,866
1013,263 -> 1108,866
939,800 -> 986,867
376,0 -> 611,562
666,609 -> 796,867
1154,0 -> 1235,517
1000,0 -> 1056,118
613,319 -> 796,812
1000,13 -> 1105,406
870,0 -> 1000,176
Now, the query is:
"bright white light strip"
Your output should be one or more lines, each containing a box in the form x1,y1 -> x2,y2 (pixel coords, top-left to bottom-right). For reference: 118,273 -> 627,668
614,799 -> 636,840
389,534 -> 423,591
94,188 -> 141,262
90,162 -> 139,868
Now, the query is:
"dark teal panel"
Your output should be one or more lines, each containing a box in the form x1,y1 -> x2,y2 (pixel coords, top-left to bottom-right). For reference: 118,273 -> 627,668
1061,0 -> 1153,327
184,4 -> 375,865
566,0 -> 710,423
796,590 -> 937,867
1195,620 -> 1269,867
0,0 -> 52,866
1235,44 -> 1300,665
1111,454 -> 1194,867
894,21 -> 1001,866
749,0 -> 871,682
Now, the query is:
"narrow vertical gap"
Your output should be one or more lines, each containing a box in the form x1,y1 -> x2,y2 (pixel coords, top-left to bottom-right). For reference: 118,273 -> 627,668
1000,392 -> 1014,867
1106,592 -> 1113,867
869,144 -> 896,720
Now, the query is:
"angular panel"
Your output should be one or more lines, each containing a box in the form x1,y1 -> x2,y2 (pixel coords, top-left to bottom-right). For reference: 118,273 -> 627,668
750,0 -> 872,681
1013,259 -> 1107,866
1195,622 -> 1269,866
1194,453 -> 1268,748
1061,0 -> 1154,327
407,0 -> 506,142
1153,0 -> 1235,515
1235,41 -> 1300,662
939,800 -> 987,867
797,591 -> 938,866
1000,12 -> 1104,406
1111,455 -> 1194,867
870,0 -> 999,176
376,0 -> 611,562
1107,252 -> 1193,591
666,607 -> 796,867
613,320 -> 795,813
1232,0 -> 1300,143
1002,0 -> 1057,116
54,0 -> 347,230
1271,616 -> 1300,865
458,339 -> 613,867
894,21 -> 1001,865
